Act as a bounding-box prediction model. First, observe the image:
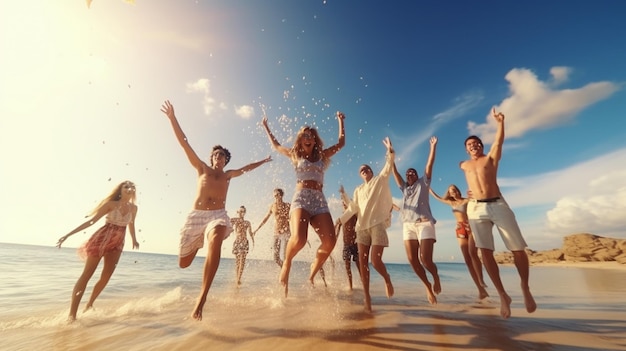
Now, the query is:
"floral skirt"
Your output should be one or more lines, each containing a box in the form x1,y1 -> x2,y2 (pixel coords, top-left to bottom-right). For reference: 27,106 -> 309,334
78,223 -> 126,260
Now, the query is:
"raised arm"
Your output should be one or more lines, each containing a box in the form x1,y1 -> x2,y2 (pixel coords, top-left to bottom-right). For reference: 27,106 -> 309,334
161,100 -> 204,171
56,202 -> 114,248
391,161 -> 404,188
380,137 -> 396,177
261,116 -> 291,158
429,187 -> 451,205
384,137 -> 403,187
488,107 -> 505,163
424,136 -> 437,179
339,184 -> 351,205
227,155 -> 272,178
323,111 -> 346,158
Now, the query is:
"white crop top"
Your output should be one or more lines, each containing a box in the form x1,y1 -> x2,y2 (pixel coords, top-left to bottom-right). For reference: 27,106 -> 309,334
295,158 -> 324,183
106,205 -> 133,226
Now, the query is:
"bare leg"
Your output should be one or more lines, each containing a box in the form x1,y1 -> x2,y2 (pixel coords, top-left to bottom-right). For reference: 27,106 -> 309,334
468,234 -> 487,287
420,239 -> 441,294
283,235 -> 289,265
273,236 -> 283,267
279,210 -> 310,297
357,243 -> 372,312
344,259 -> 353,290
307,213 -> 337,284
318,266 -> 327,287
480,248 -> 512,319
404,240 -> 436,304
234,254 -> 241,285
458,238 -> 489,299
179,248 -> 199,269
370,245 -> 393,298
85,250 -> 123,311
512,250 -> 536,313
191,226 -> 228,321
236,254 -> 246,286
68,256 -> 101,321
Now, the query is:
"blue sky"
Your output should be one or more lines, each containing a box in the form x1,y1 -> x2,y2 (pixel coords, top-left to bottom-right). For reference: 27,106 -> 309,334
1,0 -> 625,264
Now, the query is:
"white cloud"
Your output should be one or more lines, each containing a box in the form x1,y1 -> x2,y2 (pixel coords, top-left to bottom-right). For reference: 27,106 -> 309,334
467,67 -> 620,144
549,66 -> 570,85
496,148 -> 626,239
234,105 -> 255,119
546,170 -> 626,237
395,91 -> 483,164
186,78 -> 219,116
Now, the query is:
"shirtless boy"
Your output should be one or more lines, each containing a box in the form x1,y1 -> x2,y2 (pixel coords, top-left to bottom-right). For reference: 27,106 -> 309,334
161,100 -> 271,320
460,107 -> 536,319
254,188 -> 291,267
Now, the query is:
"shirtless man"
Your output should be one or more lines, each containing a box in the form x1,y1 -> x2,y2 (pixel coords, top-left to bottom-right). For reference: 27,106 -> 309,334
161,100 -> 271,321
460,107 -> 536,319
254,188 -> 291,267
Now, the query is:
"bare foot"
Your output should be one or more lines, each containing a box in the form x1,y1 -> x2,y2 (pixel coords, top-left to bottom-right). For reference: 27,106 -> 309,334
433,277 -> 441,295
385,276 -> 394,298
523,287 -> 536,313
191,296 -> 206,321
426,288 -> 437,304
67,316 -> 77,323
478,287 -> 489,300
83,304 -> 93,313
499,293 -> 512,319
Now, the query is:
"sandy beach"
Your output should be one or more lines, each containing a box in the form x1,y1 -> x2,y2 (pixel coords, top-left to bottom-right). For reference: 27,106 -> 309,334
26,283 -> 626,351
531,260 -> 626,270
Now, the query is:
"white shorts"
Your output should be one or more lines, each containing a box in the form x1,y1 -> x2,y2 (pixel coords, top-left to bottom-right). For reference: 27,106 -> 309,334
467,198 -> 527,251
179,209 -> 233,258
402,221 -> 436,241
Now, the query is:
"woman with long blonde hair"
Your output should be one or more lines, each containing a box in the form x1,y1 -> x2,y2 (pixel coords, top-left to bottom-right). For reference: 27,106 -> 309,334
262,112 -> 345,297
56,180 -> 139,321
430,184 -> 489,300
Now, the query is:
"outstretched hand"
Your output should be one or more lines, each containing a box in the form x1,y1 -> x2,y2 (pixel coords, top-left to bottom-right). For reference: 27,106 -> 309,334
56,235 -> 68,248
492,107 -> 505,122
336,111 -> 346,120
161,100 -> 175,119
382,137 -> 393,152
430,136 -> 438,146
